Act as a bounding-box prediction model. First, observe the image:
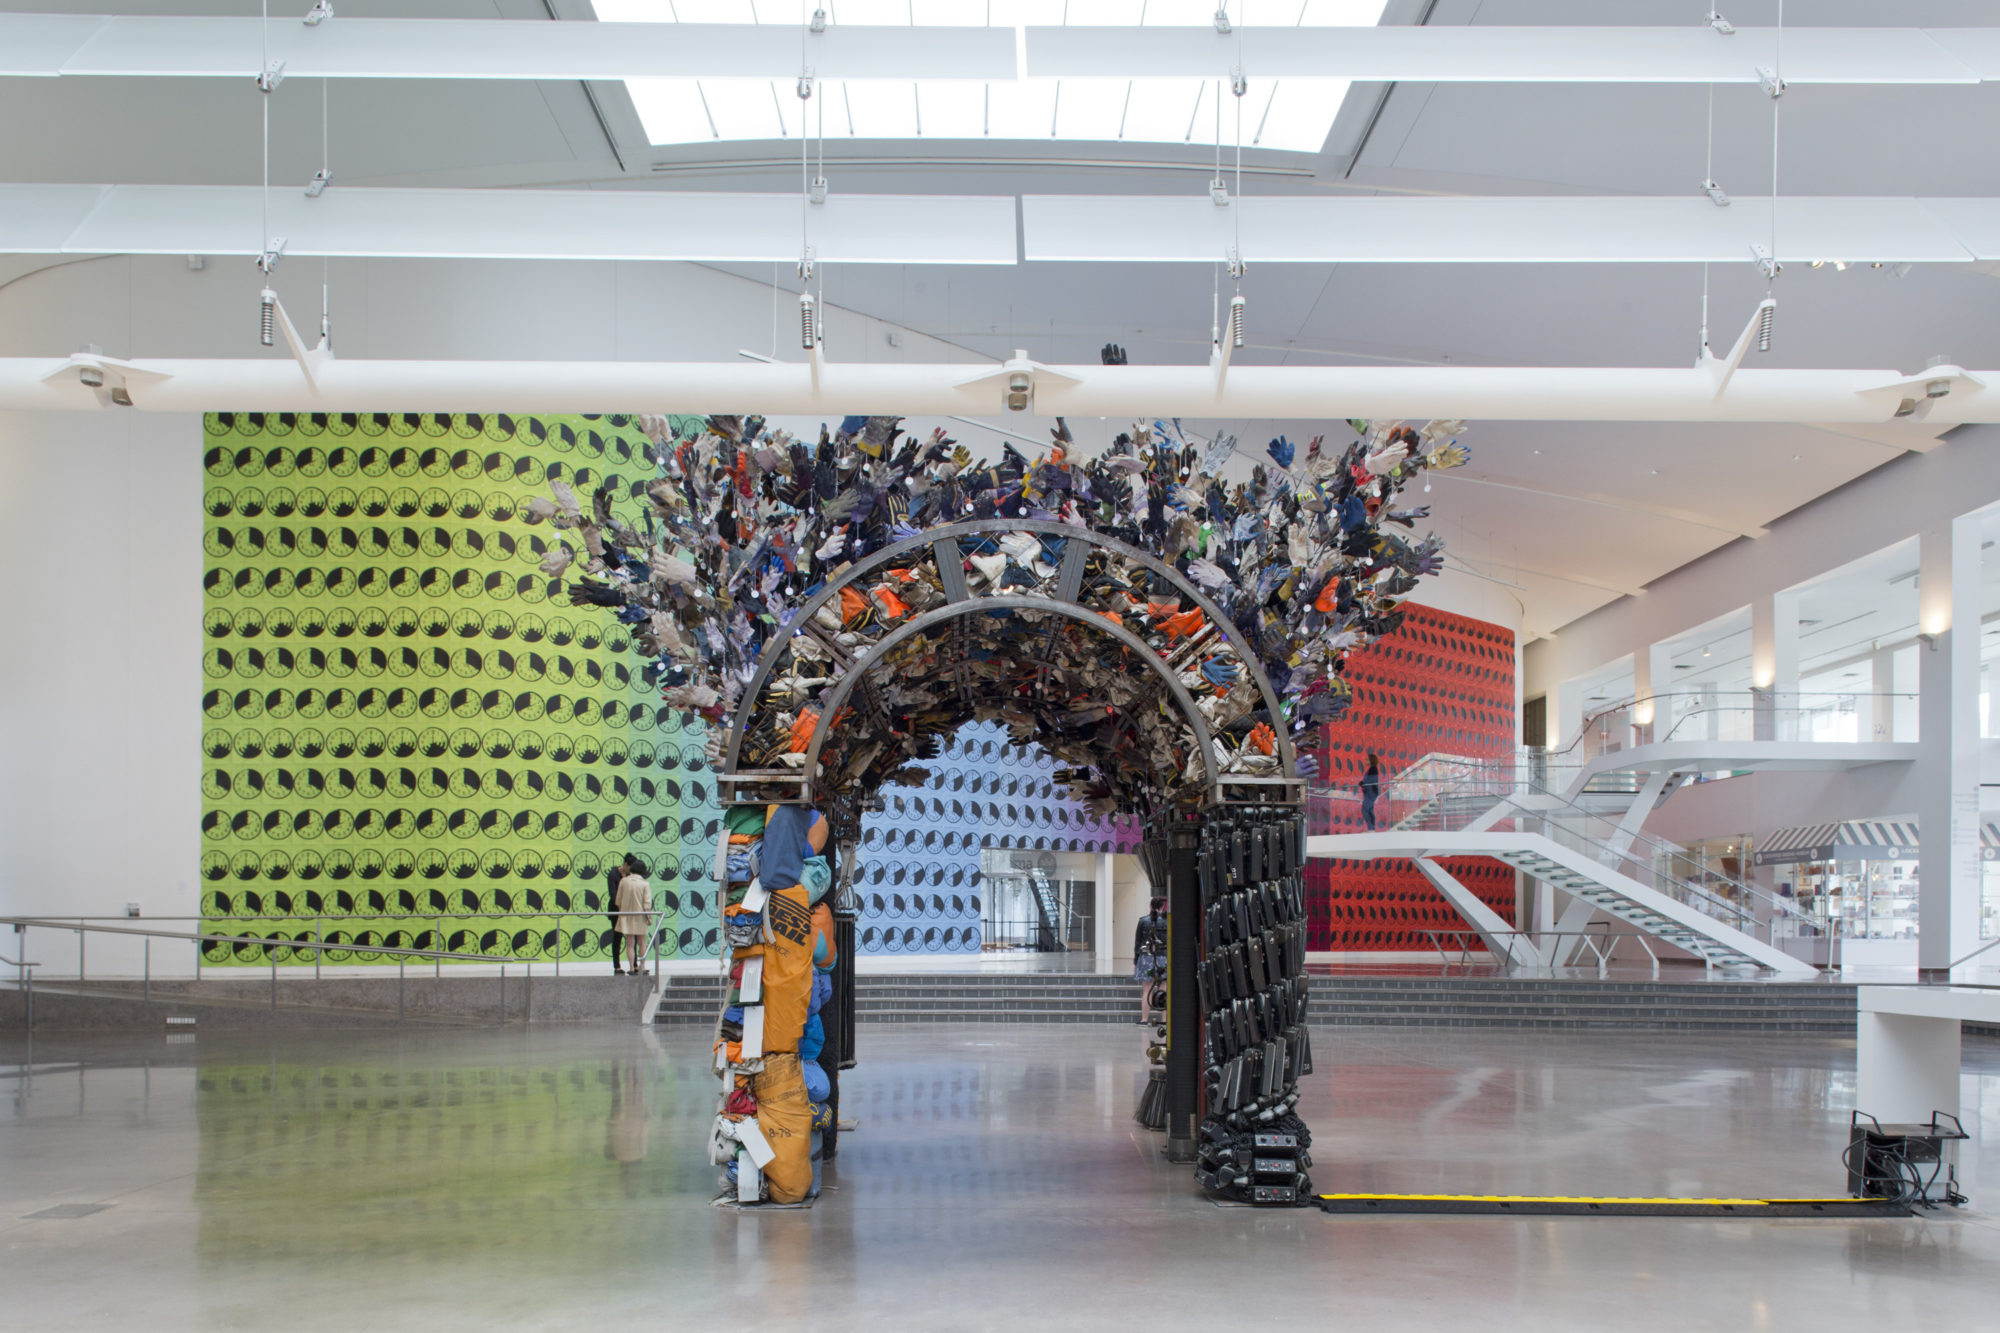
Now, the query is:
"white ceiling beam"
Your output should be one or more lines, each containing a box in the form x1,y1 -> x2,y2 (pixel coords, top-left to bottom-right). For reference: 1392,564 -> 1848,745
8,18 -> 1994,86
1022,195 -> 2000,265
15,186 -> 1998,269
1,16 -> 1016,81
4,355 -> 1997,424
0,185 -> 1018,265
1023,25 -> 1992,85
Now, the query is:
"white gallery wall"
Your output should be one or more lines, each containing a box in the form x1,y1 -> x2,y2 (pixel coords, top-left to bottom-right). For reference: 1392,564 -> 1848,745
0,409 -> 202,976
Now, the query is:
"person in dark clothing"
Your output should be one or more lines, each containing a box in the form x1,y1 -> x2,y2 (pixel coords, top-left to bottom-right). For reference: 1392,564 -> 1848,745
1133,897 -> 1168,1025
1358,753 -> 1382,831
607,853 -> 641,973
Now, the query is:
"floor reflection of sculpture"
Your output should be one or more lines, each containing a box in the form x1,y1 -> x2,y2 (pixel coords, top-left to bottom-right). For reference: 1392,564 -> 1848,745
710,803 -> 839,1205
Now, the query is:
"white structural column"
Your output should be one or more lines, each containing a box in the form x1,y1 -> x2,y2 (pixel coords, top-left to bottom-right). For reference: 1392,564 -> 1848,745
1553,680 -> 1585,749
1751,591 -> 1801,740
1868,645 -> 1898,742
1094,850 -> 1115,973
1632,642 -> 1674,743
1915,516 -> 1984,977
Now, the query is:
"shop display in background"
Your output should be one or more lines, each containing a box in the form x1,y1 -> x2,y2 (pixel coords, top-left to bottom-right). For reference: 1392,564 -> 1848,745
199,412 -> 724,965
1303,605 -> 1517,950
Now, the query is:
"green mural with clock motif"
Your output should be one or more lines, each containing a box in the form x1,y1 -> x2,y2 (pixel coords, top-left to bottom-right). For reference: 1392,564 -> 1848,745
199,410 -> 721,966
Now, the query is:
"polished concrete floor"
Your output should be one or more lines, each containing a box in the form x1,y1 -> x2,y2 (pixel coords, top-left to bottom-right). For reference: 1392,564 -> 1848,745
2,1023 -> 1995,1332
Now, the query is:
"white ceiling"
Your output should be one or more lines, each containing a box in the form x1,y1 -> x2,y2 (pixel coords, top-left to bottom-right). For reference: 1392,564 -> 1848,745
2,0 -> 1996,636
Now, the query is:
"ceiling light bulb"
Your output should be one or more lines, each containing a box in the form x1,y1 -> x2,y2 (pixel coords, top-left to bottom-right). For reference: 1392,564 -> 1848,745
260,288 -> 277,347
1005,372 -> 1032,413
799,293 -> 817,349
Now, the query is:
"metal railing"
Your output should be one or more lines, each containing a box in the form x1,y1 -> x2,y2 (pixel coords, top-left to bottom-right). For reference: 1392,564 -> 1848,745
1568,690 -> 1919,757
1315,763 -> 1820,950
0,911 -> 667,1031
1,949 -> 39,1028
1419,925 -> 1661,977
3,909 -> 680,979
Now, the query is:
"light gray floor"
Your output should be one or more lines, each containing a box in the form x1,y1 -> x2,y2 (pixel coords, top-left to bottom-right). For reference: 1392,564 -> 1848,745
2,1022 -> 1994,1332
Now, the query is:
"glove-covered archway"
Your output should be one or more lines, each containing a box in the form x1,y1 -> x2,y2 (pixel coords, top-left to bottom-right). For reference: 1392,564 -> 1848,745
528,413 -> 1468,1205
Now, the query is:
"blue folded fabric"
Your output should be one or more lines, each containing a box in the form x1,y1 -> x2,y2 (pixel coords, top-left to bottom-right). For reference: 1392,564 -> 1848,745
807,970 -> 833,1016
724,1005 -> 744,1025
800,1013 -> 825,1063
803,1061 -> 831,1104
726,850 -> 759,883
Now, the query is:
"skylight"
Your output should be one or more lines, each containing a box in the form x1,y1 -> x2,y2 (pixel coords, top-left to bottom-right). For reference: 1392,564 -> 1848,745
595,1 -> 1389,154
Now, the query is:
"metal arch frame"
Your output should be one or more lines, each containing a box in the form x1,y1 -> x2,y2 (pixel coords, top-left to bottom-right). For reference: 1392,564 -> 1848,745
718,517 -> 1298,787
797,594 -> 1224,805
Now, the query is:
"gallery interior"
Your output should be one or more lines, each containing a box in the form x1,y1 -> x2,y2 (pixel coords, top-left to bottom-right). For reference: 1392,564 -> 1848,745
1,1 -> 1997,1328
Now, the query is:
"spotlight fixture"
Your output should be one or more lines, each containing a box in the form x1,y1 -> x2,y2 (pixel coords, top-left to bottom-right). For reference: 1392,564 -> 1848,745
1756,300 -> 1775,353
798,292 -> 817,350
1005,372 -> 1032,413
1924,354 -> 1954,399
75,343 -> 104,389
1228,292 -> 1245,349
260,287 -> 277,347
110,385 -> 133,407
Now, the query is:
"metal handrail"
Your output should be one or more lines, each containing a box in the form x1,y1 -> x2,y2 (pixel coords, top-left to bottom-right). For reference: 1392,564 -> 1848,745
1419,925 -> 1660,977
2,911 -> 668,1027
1314,767 -> 1812,946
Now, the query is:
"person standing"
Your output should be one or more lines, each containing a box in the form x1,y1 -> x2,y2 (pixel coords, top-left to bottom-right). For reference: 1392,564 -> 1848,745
606,853 -> 639,972
1358,753 -> 1382,831
616,859 -> 652,977
1133,897 -> 1167,1025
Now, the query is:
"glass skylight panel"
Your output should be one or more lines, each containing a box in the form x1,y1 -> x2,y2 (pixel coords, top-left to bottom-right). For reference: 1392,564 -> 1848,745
598,0 -> 1384,151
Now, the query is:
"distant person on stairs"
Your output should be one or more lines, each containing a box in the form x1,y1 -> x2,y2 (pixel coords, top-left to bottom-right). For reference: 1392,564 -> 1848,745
1359,753 -> 1382,831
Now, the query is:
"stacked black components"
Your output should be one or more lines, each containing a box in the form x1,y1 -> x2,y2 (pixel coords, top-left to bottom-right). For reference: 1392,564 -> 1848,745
1194,807 -> 1313,1204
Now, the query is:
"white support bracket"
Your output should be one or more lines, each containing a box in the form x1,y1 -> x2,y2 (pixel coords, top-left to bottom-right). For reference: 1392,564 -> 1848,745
1701,297 -> 1773,397
266,291 -> 333,393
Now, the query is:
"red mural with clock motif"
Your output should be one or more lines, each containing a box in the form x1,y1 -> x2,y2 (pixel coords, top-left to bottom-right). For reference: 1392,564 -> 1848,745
1302,603 -> 1516,952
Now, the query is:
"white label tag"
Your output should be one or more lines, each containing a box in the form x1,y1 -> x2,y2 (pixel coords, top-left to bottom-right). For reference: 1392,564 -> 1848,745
741,1003 -> 765,1059
740,955 -> 763,1003
734,1117 -> 777,1169
741,878 -> 769,914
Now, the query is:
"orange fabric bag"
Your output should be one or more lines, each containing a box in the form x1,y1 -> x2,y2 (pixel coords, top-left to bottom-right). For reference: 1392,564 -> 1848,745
750,1051 -> 814,1203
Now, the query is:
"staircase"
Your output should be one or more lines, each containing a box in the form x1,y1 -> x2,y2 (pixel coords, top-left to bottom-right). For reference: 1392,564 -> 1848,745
1028,870 -> 1063,953
1310,830 -> 1818,979
653,972 -> 1855,1031
1497,846 -> 1767,972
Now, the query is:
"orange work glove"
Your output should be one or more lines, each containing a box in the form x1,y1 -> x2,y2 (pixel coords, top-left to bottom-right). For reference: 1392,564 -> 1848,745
839,585 -> 872,627
1247,722 -> 1276,756
788,708 -> 819,752
872,586 -> 911,620
1161,608 -> 1206,640
1314,577 -> 1341,614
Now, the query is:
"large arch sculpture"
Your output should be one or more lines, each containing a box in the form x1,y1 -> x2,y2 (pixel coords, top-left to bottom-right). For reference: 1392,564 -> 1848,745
524,413 -> 1469,1206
